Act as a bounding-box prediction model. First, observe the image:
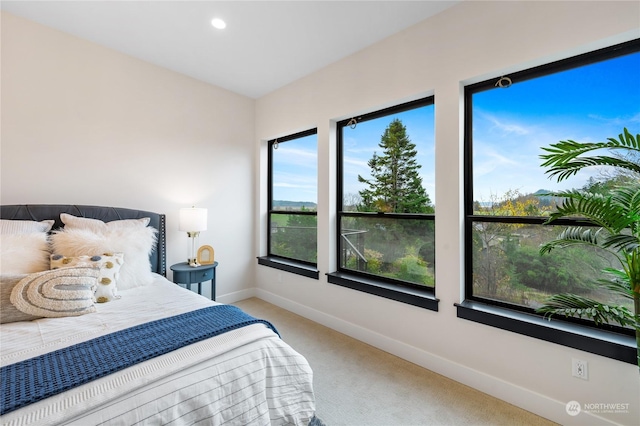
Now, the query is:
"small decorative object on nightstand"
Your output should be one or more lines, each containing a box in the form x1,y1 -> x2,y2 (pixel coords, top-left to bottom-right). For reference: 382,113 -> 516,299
170,261 -> 218,300
197,245 -> 214,265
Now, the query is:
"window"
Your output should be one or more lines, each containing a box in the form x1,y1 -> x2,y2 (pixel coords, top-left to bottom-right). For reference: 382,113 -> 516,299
328,98 -> 437,310
461,40 -> 640,363
259,129 -> 318,279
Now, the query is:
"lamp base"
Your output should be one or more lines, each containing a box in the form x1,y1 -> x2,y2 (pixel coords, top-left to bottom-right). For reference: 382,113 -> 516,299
186,231 -> 201,267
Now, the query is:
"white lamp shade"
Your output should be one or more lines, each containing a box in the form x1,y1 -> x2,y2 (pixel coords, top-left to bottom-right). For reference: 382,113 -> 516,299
179,207 -> 208,232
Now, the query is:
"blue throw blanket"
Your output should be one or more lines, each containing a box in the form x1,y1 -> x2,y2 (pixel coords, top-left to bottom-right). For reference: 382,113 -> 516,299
0,305 -> 278,415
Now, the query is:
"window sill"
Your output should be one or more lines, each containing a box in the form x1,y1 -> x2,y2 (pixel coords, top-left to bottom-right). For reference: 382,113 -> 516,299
257,256 -> 319,279
326,271 -> 438,311
456,300 -> 636,364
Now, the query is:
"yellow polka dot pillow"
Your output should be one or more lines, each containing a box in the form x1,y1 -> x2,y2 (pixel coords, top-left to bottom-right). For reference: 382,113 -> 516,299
50,253 -> 124,303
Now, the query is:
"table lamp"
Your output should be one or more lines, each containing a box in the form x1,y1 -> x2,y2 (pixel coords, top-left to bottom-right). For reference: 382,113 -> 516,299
179,207 -> 208,267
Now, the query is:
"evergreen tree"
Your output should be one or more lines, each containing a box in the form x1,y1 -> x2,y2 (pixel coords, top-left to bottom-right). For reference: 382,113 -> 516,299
357,119 -> 433,213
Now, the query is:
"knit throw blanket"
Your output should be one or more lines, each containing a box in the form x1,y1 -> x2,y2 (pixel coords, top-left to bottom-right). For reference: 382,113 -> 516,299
0,305 -> 279,415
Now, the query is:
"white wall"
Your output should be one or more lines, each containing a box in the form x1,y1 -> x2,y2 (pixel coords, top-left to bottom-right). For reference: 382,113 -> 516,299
255,1 -> 640,425
1,12 -> 256,300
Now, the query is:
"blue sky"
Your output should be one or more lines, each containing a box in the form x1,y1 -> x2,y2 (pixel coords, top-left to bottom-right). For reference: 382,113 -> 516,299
272,50 -> 639,207
272,134 -> 318,203
472,51 -> 640,203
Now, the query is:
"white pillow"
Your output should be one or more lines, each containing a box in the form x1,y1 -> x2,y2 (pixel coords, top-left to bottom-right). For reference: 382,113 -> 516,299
51,226 -> 156,290
50,253 -> 124,303
0,233 -> 51,274
61,213 -> 150,232
0,219 -> 54,234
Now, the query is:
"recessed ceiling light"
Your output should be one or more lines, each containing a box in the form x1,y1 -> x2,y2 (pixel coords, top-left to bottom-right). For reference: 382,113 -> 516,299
211,18 -> 226,30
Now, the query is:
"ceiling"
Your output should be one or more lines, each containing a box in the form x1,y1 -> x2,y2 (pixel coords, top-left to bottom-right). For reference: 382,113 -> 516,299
1,1 -> 460,99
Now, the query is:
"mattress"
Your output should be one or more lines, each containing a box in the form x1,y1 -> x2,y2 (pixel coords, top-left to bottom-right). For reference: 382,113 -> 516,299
0,276 -> 315,425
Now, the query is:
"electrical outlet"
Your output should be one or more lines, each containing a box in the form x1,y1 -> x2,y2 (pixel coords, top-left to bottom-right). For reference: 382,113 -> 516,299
572,358 -> 588,380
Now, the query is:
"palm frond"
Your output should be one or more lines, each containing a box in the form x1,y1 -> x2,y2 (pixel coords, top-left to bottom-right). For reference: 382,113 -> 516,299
610,128 -> 640,150
602,234 -> 640,252
546,157 -> 640,182
537,293 -> 637,328
539,227 -> 607,255
597,269 -> 633,299
611,185 -> 640,230
540,128 -> 640,183
545,189 -> 635,233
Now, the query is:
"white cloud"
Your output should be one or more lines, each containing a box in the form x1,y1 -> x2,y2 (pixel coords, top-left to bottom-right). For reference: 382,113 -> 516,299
275,146 -> 317,167
477,111 -> 534,136
473,144 -> 520,177
587,112 -> 640,126
343,156 -> 369,170
273,182 -> 314,189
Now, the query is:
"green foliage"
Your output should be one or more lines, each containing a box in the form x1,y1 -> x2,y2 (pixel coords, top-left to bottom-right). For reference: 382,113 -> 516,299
341,214 -> 435,286
346,248 -> 384,274
270,241 -> 293,259
419,238 -> 435,270
583,175 -> 638,195
389,250 -> 435,286
471,222 -> 607,304
358,119 -> 434,213
270,211 -> 317,263
507,245 -> 592,294
537,128 -> 640,369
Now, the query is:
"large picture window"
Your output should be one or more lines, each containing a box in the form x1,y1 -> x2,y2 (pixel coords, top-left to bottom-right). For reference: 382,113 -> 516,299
330,98 -> 436,308
263,129 -> 318,275
463,40 -> 639,351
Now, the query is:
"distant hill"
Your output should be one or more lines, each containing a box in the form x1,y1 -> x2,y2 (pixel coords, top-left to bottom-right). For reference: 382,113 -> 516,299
273,200 -> 317,210
476,189 -> 560,209
532,189 -> 559,206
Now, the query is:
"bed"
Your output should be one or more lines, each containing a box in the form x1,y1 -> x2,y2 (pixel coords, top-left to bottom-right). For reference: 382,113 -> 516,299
0,205 -> 317,425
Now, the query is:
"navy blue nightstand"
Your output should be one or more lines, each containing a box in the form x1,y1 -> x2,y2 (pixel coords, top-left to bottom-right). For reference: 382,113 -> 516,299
170,261 -> 218,300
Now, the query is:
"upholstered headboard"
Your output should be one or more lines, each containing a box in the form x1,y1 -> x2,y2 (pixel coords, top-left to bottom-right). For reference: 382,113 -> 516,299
0,204 -> 166,276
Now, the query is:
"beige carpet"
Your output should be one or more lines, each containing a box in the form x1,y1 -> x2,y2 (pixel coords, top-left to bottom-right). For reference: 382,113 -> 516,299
233,297 -> 558,426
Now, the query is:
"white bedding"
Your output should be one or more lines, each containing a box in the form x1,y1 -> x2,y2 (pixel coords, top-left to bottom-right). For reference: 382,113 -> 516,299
0,276 -> 316,425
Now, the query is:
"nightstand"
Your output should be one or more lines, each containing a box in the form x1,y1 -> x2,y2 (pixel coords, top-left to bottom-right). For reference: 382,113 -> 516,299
170,261 -> 218,300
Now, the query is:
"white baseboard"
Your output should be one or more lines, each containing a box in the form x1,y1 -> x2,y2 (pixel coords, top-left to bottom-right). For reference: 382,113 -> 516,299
254,288 -> 618,426
216,287 -> 256,304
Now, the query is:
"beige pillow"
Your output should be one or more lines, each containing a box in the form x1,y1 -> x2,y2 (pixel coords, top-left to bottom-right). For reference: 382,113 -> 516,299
51,226 -> 156,290
0,233 -> 51,274
1,268 -> 98,324
61,213 -> 150,232
1,274 -> 39,323
51,253 -> 124,303
0,219 -> 54,234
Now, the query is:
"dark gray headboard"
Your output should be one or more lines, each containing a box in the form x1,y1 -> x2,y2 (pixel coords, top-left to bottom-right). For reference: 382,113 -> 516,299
0,204 -> 166,276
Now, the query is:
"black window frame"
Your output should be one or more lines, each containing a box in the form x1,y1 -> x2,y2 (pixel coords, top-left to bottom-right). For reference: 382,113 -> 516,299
327,97 -> 439,311
258,128 -> 319,279
459,39 -> 640,364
